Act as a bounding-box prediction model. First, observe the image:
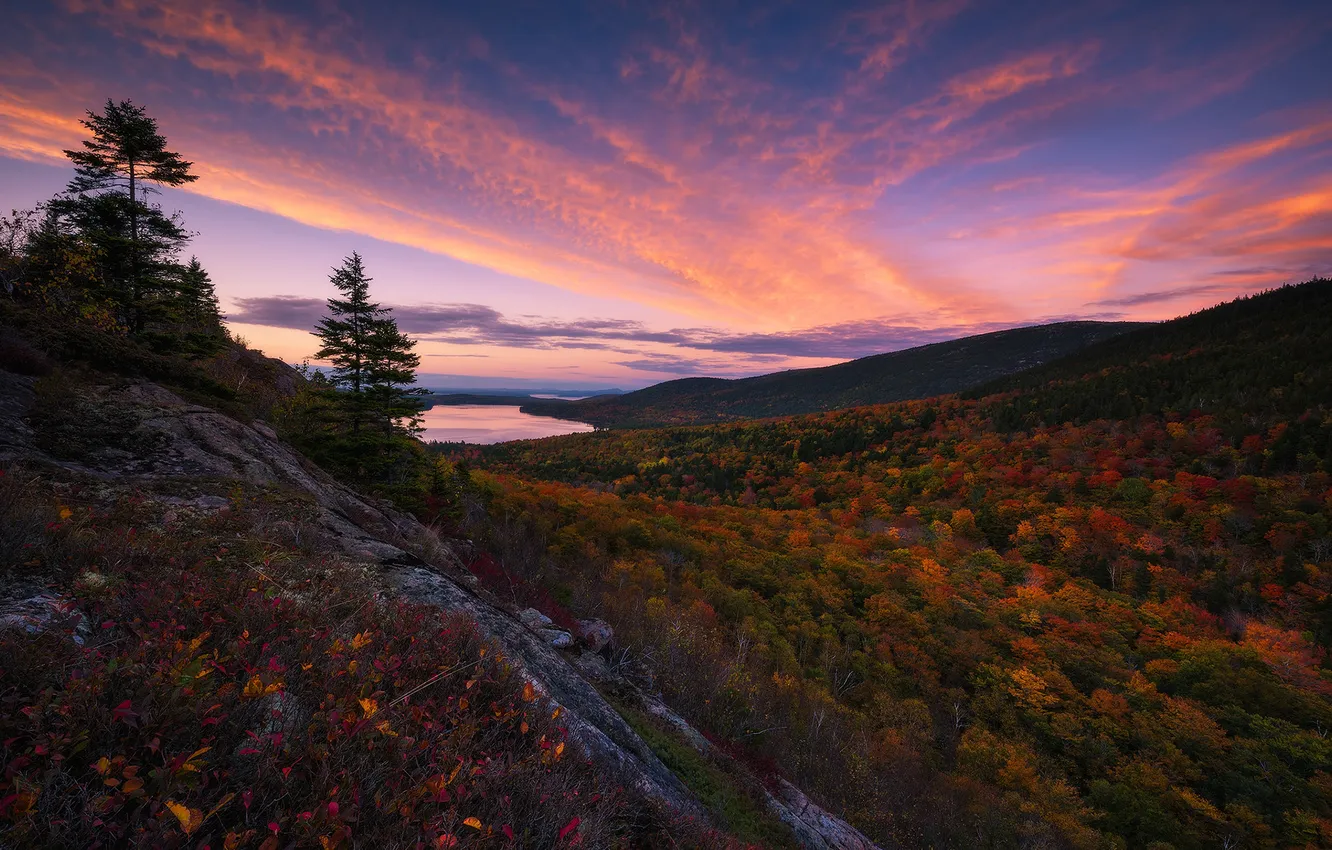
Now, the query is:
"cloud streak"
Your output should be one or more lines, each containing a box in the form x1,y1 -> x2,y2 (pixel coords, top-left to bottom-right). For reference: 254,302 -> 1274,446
0,0 -> 1327,385
228,294 -> 1126,363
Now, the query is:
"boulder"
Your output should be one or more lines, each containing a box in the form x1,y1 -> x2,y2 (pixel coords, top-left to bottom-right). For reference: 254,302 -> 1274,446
543,628 -> 574,649
519,607 -> 554,630
518,607 -> 574,648
0,587 -> 91,645
576,618 -> 614,652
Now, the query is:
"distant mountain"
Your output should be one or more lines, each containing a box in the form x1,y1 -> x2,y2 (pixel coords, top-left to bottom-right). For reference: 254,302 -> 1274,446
970,279 -> 1332,431
524,320 -> 1147,428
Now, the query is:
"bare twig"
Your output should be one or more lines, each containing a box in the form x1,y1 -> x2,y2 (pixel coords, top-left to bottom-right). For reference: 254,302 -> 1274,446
386,657 -> 484,712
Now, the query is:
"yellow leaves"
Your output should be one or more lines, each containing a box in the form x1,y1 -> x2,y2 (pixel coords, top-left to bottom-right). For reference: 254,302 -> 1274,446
554,741 -> 565,760
458,697 -> 469,711
1014,584 -> 1050,604
551,706 -> 561,720
522,681 -> 535,702
166,793 -> 234,836
1007,666 -> 1058,711
463,816 -> 483,830
375,720 -> 398,737
121,777 -> 144,795
186,631 -> 211,655
350,631 -> 373,651
358,698 -> 378,718
1144,658 -> 1180,679
166,800 -> 204,835
58,505 -> 72,521
1176,786 -> 1223,820
94,756 -> 111,775
1014,520 -> 1036,542
519,721 -> 529,734
179,747 -> 211,773
243,676 -> 283,699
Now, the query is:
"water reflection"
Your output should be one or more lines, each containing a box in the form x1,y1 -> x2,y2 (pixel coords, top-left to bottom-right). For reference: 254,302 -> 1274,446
419,405 -> 593,444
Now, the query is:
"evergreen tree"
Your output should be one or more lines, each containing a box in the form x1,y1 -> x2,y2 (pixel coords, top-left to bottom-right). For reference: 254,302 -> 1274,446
176,256 -> 221,326
51,99 -> 197,332
365,316 -> 425,436
174,256 -> 225,353
314,253 -> 423,436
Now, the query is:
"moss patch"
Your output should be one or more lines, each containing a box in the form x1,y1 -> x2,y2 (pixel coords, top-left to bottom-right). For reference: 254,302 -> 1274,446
613,699 -> 796,848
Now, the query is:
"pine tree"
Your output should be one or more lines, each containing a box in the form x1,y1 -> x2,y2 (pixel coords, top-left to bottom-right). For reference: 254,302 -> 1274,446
52,99 -> 197,332
174,256 -> 225,352
365,317 -> 425,436
174,257 -> 219,321
314,253 -> 422,436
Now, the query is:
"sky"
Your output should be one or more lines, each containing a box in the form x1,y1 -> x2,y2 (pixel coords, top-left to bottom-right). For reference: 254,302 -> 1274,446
1,0 -> 1329,390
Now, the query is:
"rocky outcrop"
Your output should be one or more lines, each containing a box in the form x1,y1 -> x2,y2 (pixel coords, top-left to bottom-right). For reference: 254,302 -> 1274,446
0,371 -> 879,848
0,585 -> 90,646
392,568 -> 702,818
768,779 -> 883,850
0,379 -> 424,566
0,374 -> 701,821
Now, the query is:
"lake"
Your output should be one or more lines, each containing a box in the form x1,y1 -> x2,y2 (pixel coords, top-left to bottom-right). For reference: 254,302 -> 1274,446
418,405 -> 594,444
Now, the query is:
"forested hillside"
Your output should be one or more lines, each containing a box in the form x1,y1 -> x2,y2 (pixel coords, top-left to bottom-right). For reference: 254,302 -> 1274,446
523,321 -> 1144,428
452,280 -> 1332,848
970,280 -> 1332,432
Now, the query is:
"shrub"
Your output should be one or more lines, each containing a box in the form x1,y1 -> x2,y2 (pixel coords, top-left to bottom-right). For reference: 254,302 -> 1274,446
0,481 -> 627,848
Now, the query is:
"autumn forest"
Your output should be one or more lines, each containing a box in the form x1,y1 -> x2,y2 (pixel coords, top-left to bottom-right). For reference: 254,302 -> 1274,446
453,280 -> 1332,848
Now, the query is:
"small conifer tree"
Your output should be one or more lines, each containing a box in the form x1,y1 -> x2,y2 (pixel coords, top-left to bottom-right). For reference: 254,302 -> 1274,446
314,253 -> 423,437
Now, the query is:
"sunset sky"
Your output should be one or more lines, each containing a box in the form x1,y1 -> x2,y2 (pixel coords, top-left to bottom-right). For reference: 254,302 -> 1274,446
2,0 -> 1329,389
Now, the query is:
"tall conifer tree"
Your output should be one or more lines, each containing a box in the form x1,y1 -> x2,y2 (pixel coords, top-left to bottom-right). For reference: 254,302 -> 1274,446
53,99 -> 197,331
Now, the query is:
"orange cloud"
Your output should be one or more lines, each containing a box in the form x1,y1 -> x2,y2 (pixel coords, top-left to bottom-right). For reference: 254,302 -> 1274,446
3,0 -> 1325,342
12,0 -> 1060,328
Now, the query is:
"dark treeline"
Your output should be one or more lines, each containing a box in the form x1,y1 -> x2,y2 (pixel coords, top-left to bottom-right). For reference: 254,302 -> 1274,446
2,99 -> 223,356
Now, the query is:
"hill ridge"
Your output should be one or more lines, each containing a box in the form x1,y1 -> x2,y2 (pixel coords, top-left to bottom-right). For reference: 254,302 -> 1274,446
525,319 -> 1147,428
